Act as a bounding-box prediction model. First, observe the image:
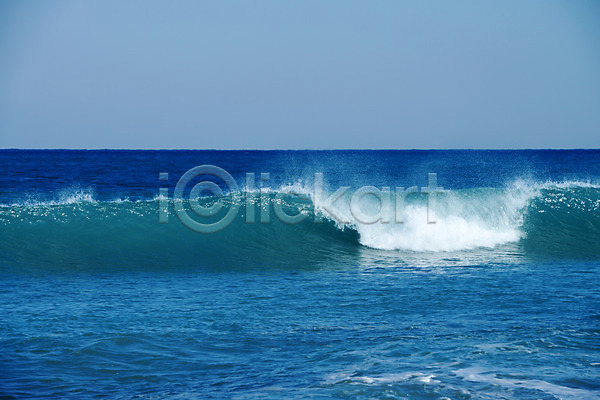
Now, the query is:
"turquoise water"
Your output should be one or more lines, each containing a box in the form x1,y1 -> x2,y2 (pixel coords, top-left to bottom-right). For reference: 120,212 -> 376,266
1,150 -> 599,399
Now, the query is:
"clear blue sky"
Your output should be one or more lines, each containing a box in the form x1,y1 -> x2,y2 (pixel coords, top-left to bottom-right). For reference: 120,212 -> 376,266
1,0 -> 599,149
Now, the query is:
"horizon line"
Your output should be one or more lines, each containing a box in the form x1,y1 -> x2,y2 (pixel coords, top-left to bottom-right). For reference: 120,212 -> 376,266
1,148 -> 599,151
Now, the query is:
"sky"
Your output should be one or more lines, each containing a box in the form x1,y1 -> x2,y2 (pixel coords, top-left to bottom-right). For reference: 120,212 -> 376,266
0,0 -> 599,149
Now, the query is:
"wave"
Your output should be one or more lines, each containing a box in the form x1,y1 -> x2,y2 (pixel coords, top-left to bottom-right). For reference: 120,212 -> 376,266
1,180 -> 599,271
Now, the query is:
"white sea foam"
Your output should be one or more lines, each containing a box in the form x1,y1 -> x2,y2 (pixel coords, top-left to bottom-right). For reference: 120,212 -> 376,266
455,367 -> 599,400
54,188 -> 97,204
311,181 -> 538,252
0,188 -> 136,208
0,187 -> 98,207
325,371 -> 439,385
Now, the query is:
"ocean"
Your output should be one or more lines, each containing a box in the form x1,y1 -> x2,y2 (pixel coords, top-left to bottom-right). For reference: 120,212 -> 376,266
0,149 -> 599,399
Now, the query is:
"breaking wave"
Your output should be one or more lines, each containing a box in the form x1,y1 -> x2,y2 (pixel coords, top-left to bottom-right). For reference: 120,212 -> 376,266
1,180 -> 599,271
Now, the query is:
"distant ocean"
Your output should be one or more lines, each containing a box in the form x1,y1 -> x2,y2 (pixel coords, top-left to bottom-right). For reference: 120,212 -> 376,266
1,149 -> 599,399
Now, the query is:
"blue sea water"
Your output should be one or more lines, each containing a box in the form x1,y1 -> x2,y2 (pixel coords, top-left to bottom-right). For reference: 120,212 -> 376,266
0,149 -> 599,399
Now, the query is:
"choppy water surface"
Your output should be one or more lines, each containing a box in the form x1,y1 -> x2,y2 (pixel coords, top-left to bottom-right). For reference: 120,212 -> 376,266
1,150 -> 599,399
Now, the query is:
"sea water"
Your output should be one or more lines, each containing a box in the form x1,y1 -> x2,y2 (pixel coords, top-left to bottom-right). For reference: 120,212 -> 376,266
0,150 -> 599,399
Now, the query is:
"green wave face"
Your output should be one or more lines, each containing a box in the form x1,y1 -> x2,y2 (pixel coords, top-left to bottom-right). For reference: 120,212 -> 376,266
522,186 -> 600,258
0,197 -> 360,272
